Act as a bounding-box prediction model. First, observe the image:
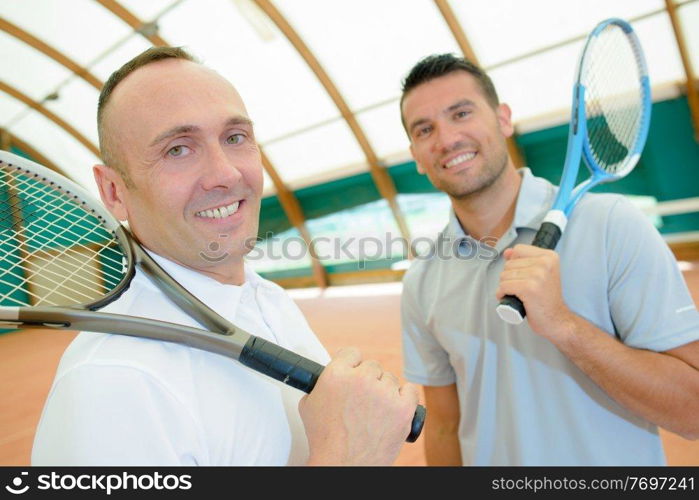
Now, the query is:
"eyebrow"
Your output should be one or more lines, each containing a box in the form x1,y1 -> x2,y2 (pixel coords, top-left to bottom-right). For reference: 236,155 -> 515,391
149,116 -> 254,147
446,99 -> 475,112
408,99 -> 476,135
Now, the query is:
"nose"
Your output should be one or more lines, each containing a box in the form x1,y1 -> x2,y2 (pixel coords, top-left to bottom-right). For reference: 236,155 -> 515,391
432,122 -> 463,154
200,143 -> 243,191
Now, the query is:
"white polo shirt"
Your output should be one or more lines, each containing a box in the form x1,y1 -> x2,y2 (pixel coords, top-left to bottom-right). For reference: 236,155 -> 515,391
402,168 -> 699,465
32,255 -> 330,465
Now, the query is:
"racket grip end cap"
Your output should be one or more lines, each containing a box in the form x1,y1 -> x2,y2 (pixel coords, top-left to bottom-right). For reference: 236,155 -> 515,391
407,404 -> 427,443
496,297 -> 525,325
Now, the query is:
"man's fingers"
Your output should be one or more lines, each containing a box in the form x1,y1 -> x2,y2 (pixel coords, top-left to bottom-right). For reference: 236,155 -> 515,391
378,370 -> 399,385
496,278 -> 533,301
500,266 -> 548,283
507,244 -> 557,259
398,382 -> 420,405
331,346 -> 363,368
502,256 -> 546,270
358,359 -> 384,380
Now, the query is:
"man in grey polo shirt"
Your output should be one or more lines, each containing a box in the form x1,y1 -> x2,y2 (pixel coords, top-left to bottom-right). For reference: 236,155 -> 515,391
399,53 -> 699,465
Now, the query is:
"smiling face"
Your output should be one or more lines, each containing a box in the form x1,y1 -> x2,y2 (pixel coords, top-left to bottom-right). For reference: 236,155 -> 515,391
94,59 -> 263,283
401,71 -> 515,200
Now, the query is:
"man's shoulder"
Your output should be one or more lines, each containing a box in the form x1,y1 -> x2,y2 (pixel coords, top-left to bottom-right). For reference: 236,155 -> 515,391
573,191 -> 627,213
568,192 -> 651,234
57,331 -> 194,380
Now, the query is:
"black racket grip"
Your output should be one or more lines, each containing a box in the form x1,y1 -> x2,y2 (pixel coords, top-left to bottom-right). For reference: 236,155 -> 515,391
240,336 -> 323,391
239,336 -> 426,442
496,221 -> 563,324
530,221 -> 563,251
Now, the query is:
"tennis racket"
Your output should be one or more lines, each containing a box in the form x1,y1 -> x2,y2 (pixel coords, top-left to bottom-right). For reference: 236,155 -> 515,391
0,150 -> 425,442
496,18 -> 652,325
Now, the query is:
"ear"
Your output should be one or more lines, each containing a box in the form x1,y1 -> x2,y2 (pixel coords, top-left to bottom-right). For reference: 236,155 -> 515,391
93,164 -> 129,221
409,143 -> 426,175
496,103 -> 515,138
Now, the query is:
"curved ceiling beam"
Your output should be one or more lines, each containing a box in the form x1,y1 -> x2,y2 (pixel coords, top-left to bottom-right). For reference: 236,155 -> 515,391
253,0 -> 413,252
0,17 -> 103,91
92,0 -> 328,287
93,0 -> 168,46
433,0 -> 526,168
665,0 -> 699,142
261,152 -> 328,288
0,128 -> 67,177
0,81 -> 100,157
0,129 -> 9,150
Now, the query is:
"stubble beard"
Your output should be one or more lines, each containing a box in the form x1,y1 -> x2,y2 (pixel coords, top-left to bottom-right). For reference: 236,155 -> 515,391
441,143 -> 509,201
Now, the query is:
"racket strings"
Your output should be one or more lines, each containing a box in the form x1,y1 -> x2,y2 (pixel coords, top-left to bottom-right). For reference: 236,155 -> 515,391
0,165 -> 128,307
0,170 -> 122,271
4,173 -> 125,273
0,188 -> 122,305
0,202 -> 120,305
0,227 -> 120,305
0,174 -> 125,290
0,180 -> 123,279
0,231 -> 117,302
582,25 -> 645,176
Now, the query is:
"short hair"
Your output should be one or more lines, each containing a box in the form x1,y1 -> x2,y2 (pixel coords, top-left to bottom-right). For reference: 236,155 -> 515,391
400,53 -> 500,130
97,46 -> 198,185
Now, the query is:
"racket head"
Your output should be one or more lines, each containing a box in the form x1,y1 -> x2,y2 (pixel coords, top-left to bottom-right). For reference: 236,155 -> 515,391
0,151 -> 134,311
577,18 -> 652,181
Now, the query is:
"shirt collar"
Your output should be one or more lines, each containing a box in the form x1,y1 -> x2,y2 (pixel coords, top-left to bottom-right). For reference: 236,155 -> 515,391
136,252 -> 268,319
445,167 -> 555,239
512,167 -> 556,231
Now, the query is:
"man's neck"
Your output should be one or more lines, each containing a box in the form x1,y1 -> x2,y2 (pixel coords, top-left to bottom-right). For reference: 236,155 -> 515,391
451,165 -> 522,243
196,262 -> 247,286
145,246 -> 247,286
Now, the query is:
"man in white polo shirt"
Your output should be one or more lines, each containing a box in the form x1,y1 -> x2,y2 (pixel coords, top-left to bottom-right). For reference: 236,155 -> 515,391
399,53 -> 699,465
32,47 -> 419,466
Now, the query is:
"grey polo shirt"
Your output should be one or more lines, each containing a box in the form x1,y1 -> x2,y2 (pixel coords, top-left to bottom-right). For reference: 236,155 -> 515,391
401,168 -> 699,466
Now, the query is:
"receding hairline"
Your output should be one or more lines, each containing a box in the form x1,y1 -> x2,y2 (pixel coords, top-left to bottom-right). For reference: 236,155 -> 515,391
97,47 -> 200,180
99,57 -> 204,136
98,47 -> 197,128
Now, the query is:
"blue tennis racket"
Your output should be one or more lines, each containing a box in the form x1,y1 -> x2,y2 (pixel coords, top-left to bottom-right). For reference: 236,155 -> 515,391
496,18 -> 652,325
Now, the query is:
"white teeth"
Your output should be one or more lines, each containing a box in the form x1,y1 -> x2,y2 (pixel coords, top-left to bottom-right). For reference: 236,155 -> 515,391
196,201 -> 241,219
444,152 -> 476,169
225,202 -> 240,216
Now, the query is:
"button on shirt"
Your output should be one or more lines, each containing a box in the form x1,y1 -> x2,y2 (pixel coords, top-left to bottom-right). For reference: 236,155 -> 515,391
32,255 -> 330,466
401,168 -> 699,465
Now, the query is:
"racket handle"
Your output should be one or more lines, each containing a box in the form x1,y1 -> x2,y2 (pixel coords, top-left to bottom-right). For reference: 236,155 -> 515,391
496,295 -> 527,324
239,336 -> 426,442
530,221 -> 563,251
496,221 -> 563,324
